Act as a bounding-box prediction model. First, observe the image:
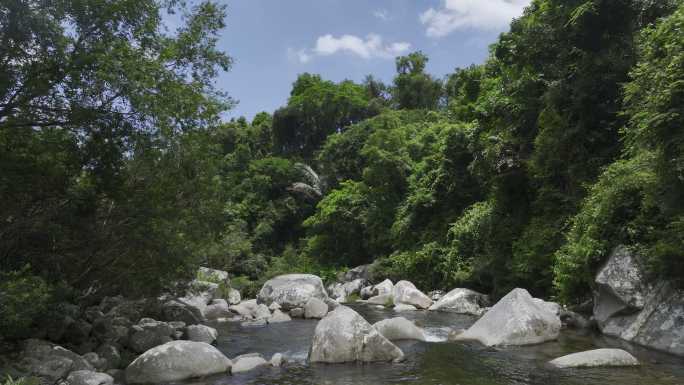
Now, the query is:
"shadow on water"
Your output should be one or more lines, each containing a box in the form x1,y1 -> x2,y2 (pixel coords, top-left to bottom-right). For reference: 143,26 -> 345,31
184,304 -> 684,385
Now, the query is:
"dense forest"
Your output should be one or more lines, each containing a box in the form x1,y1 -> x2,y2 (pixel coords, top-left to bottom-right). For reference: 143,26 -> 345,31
2,0 -> 683,340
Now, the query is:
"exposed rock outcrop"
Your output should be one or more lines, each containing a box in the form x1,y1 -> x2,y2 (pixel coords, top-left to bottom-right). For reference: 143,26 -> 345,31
592,246 -> 684,356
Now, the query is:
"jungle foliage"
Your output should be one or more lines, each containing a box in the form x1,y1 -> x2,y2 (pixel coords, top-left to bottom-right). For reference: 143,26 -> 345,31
2,0 -> 683,339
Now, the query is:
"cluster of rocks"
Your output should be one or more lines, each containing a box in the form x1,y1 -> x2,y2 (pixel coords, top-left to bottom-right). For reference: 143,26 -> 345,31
0,267 -> 253,385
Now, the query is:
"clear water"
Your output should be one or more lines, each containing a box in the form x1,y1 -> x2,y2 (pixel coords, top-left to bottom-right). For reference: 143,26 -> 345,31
189,304 -> 684,385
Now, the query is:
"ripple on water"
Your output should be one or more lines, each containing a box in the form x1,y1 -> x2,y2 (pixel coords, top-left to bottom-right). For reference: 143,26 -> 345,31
191,304 -> 684,385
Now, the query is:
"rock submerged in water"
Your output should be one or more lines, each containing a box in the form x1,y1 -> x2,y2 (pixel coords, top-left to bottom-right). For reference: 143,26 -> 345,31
548,348 -> 639,368
309,306 -> 404,363
453,288 -> 560,346
392,281 -> 432,309
231,353 -> 268,373
257,274 -> 328,310
428,288 -> 490,315
373,317 -> 426,341
125,341 -> 231,384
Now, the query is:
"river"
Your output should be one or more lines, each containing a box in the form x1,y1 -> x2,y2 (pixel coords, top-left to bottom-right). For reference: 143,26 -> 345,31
191,304 -> 684,385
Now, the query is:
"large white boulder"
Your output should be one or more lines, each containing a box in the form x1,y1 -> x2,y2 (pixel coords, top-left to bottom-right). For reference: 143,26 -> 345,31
392,281 -> 432,309
373,317 -> 425,341
125,341 -> 231,384
304,297 -> 329,319
548,348 -> 639,368
453,288 -> 561,346
257,274 -> 328,310
309,306 -> 404,363
428,288 -> 490,316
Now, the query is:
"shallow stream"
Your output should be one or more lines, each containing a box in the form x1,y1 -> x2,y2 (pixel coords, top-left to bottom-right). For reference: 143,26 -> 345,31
192,304 -> 684,385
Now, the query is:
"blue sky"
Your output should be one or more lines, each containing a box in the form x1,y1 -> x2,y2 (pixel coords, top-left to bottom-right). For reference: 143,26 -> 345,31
191,0 -> 531,120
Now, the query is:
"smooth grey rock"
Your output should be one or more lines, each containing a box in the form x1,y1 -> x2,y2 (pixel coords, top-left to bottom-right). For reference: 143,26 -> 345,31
161,299 -> 203,325
304,297 -> 328,319
594,245 -> 649,327
268,310 -> 292,323
392,281 -> 432,309
125,341 -> 231,384
185,325 -> 218,344
253,304 -> 272,320
393,304 -> 417,312
428,288 -> 489,315
66,370 -> 114,385
534,298 -> 562,317
453,288 -> 561,346
229,299 -> 259,319
205,299 -> 233,320
231,354 -> 268,373
289,308 -> 305,318
257,274 -> 328,310
308,306 -> 404,363
127,319 -> 174,353
372,279 -> 394,296
268,302 -> 281,311
373,317 -> 425,341
328,279 -> 366,303
339,264 -> 371,282
227,288 -> 242,305
367,294 -> 393,306
548,348 -> 639,368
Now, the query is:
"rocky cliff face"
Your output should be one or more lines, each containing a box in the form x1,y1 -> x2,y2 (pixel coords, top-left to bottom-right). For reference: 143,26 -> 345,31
593,246 -> 684,356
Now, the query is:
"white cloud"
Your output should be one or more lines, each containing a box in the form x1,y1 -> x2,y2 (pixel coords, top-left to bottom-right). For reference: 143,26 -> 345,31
293,34 -> 411,63
373,9 -> 390,21
420,0 -> 531,37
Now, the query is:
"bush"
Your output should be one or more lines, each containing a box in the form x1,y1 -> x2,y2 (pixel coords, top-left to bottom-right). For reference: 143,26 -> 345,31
553,155 -> 658,303
0,267 -> 52,340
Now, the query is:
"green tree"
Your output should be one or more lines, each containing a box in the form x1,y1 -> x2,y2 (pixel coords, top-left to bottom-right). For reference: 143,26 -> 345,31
391,51 -> 443,110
